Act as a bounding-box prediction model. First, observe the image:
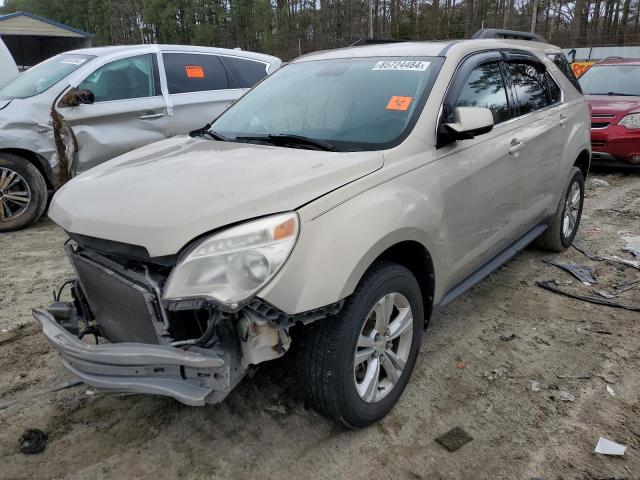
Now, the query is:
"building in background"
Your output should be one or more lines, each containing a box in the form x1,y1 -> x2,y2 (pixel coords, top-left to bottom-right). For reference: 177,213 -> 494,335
0,11 -> 92,69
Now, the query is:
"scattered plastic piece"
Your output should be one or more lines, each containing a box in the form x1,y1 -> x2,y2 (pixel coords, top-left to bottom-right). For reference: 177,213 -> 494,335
623,235 -> 640,258
558,390 -> 575,402
591,178 -> 610,187
605,255 -> 640,271
537,281 -> 640,312
597,290 -> 616,299
607,385 -> 616,396
19,429 -> 47,454
594,437 -> 626,456
530,381 -> 541,392
435,427 -> 473,452
572,243 -> 600,260
543,259 -> 597,285
85,389 -> 96,396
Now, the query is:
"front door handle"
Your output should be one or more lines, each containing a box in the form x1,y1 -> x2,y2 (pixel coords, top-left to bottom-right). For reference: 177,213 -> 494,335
138,112 -> 164,120
508,138 -> 526,155
559,114 -> 568,126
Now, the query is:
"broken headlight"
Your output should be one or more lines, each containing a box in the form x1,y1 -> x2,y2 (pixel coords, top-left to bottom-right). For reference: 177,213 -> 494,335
163,212 -> 299,307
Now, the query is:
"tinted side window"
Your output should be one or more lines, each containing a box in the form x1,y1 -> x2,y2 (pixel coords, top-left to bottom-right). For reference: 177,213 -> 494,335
162,53 -> 229,94
547,53 -> 582,93
547,73 -> 561,104
507,62 -> 549,115
454,62 -> 510,124
78,54 -> 159,102
223,57 -> 269,88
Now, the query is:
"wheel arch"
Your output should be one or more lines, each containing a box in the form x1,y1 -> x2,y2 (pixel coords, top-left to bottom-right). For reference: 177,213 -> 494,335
0,148 -> 53,189
573,149 -> 590,179
372,241 -> 436,327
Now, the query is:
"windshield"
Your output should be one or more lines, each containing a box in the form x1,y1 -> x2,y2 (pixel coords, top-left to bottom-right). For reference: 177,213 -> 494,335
211,56 -> 443,151
0,54 -> 95,100
579,64 -> 640,96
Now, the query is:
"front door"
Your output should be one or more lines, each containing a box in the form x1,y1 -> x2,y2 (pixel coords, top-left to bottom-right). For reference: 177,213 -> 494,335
57,53 -> 170,173
435,53 -> 525,287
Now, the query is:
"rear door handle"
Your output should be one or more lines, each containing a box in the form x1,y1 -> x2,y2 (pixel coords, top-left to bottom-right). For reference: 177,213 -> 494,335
559,114 -> 568,126
138,113 -> 164,120
508,138 -> 526,155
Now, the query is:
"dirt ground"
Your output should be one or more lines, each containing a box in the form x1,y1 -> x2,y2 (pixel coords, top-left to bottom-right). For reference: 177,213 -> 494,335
1,171 -> 639,480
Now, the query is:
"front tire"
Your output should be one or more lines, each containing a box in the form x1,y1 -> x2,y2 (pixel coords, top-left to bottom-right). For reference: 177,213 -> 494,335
536,167 -> 584,252
0,154 -> 48,232
298,261 -> 424,428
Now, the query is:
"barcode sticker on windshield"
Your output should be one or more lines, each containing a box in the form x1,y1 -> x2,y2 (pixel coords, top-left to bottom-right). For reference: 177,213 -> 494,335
373,60 -> 430,71
60,58 -> 87,66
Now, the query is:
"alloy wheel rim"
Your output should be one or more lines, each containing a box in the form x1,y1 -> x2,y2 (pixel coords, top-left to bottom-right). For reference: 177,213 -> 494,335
562,181 -> 581,240
353,292 -> 414,403
0,167 -> 31,222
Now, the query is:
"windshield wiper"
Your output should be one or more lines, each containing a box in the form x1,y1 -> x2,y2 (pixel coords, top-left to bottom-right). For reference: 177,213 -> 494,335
234,134 -> 336,151
590,92 -> 637,96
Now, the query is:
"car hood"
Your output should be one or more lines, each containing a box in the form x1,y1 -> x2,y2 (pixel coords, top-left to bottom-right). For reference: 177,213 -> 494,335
50,136 -> 384,257
587,94 -> 640,116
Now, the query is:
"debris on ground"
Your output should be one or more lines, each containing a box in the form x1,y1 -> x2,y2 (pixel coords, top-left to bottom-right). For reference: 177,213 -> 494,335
264,404 -> 287,415
19,429 -> 48,454
623,235 -> 640,258
606,385 -> 616,396
594,437 -> 627,456
537,281 -> 640,312
604,255 -> 640,271
435,427 -> 473,452
558,390 -> 575,402
499,334 -> 516,342
572,242 -> 600,261
543,259 -> 597,285
591,178 -> 610,187
483,367 -> 509,380
529,381 -> 541,392
456,361 -> 466,369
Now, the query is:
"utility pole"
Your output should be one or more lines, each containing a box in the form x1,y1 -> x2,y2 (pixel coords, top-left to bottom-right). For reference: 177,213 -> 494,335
369,0 -> 374,37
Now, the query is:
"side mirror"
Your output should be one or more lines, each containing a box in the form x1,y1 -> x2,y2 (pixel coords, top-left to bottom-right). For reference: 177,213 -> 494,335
58,88 -> 95,108
444,107 -> 494,140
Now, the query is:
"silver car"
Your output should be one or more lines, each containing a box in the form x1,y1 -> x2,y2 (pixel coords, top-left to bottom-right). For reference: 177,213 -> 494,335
0,44 -> 280,231
35,34 -> 590,428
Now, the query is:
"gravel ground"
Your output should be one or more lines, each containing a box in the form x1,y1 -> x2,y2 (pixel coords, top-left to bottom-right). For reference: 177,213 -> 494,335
0,171 -> 639,480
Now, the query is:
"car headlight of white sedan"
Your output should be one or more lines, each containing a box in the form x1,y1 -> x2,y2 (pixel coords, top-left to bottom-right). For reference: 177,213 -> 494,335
163,212 -> 299,306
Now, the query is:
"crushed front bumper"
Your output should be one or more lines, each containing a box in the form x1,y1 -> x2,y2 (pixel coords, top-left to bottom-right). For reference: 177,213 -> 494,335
33,308 -> 241,406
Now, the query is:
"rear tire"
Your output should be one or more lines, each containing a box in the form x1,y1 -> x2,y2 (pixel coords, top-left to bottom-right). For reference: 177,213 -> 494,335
0,154 -> 48,232
298,261 -> 424,428
536,166 -> 584,252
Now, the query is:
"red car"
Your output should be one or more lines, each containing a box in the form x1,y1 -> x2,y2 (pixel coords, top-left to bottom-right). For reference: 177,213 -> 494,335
579,58 -> 640,167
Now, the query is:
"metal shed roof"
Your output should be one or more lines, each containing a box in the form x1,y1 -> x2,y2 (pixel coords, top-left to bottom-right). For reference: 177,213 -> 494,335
0,11 -> 92,38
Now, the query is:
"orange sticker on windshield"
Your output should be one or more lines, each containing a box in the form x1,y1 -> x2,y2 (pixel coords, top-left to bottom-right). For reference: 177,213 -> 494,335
386,96 -> 413,111
185,65 -> 205,79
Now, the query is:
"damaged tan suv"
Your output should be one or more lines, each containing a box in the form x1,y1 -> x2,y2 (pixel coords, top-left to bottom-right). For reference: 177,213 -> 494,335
35,32 -> 591,428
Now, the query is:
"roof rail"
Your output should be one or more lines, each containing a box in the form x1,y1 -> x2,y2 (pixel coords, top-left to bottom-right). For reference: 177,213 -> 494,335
471,28 -> 546,43
350,38 -> 408,47
597,56 -> 625,62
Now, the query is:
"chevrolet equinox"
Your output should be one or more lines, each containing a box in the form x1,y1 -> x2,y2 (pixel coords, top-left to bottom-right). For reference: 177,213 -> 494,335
34,35 -> 591,428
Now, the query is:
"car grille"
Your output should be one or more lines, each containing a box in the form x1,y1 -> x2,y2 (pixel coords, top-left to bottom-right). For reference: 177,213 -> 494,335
70,251 -> 163,344
591,113 -> 615,129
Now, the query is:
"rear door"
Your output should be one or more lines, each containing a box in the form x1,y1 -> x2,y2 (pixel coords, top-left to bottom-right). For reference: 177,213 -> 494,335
161,52 -> 244,135
435,52 -> 525,284
502,54 -> 566,226
58,53 -> 170,172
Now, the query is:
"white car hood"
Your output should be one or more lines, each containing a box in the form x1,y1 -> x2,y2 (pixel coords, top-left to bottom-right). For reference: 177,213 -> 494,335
50,136 -> 383,257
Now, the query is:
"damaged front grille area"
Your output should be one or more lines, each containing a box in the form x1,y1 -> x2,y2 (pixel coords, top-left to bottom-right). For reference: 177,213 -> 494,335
65,245 -> 214,346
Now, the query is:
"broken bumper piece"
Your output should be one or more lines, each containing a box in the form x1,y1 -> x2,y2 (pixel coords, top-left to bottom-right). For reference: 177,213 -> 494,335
33,308 -> 239,406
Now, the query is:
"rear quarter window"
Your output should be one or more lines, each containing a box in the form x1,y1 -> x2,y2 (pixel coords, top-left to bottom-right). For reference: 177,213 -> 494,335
547,53 -> 583,93
162,53 -> 229,94
222,57 -> 269,88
